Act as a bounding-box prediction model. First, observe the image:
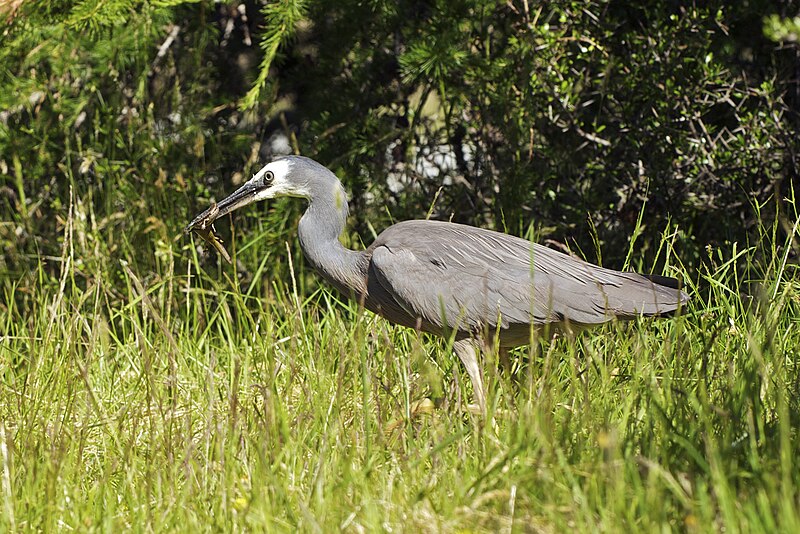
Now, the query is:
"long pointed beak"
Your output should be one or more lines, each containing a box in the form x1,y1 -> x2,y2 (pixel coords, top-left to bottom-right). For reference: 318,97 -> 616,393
185,181 -> 263,233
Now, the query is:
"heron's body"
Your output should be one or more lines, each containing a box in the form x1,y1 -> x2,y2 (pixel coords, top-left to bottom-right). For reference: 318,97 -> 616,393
306,219 -> 683,344
188,155 -> 690,410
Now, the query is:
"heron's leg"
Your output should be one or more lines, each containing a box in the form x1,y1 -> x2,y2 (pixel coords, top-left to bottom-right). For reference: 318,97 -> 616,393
498,347 -> 513,376
453,339 -> 485,412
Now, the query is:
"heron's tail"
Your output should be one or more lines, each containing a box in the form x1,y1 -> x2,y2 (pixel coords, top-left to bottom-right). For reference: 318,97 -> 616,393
618,272 -> 690,318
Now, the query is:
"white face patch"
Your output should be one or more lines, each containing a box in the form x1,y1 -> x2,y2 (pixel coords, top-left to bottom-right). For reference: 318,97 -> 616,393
247,159 -> 311,200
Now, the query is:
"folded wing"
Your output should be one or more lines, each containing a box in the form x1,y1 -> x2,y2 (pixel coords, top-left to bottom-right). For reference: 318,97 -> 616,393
367,220 -> 688,333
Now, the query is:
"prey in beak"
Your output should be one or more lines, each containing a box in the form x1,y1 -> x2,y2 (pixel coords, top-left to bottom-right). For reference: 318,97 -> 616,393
185,201 -> 232,264
185,164 -> 281,263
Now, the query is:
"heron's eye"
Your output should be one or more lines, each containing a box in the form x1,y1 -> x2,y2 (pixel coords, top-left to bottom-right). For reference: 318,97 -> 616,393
264,170 -> 275,184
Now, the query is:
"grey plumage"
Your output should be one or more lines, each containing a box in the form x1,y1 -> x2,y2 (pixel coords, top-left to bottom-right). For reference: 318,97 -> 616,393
187,155 -> 690,411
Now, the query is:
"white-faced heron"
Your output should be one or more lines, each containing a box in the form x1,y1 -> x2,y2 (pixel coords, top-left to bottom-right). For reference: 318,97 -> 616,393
187,155 -> 690,410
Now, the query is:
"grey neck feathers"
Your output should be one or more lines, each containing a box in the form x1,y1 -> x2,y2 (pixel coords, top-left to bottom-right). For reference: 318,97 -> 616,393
297,184 -> 366,296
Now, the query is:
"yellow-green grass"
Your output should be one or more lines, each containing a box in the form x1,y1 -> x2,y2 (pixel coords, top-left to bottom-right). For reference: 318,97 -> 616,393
1,202 -> 798,532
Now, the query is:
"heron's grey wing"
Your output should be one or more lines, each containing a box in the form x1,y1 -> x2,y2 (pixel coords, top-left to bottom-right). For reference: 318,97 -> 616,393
368,220 -> 688,333
369,244 -> 543,334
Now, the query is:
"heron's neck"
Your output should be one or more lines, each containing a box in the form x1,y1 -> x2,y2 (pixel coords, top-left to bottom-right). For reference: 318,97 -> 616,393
297,192 -> 366,296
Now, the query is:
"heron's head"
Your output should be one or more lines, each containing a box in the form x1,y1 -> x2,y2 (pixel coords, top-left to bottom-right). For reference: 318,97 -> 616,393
186,156 -> 347,231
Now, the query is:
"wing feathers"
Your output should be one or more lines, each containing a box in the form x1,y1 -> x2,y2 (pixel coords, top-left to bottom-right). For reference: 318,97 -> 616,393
368,220 -> 689,336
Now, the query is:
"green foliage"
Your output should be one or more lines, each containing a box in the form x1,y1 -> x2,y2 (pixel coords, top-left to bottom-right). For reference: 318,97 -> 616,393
4,1 -> 796,278
66,0 -> 140,31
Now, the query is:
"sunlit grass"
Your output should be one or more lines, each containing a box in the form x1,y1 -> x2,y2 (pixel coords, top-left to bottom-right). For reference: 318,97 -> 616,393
1,196 -> 799,532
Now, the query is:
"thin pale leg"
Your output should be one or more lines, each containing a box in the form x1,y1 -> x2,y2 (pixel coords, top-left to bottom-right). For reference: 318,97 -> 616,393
453,339 -> 485,412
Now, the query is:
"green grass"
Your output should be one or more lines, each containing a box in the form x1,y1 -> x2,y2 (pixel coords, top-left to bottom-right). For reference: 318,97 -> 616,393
1,200 -> 799,533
